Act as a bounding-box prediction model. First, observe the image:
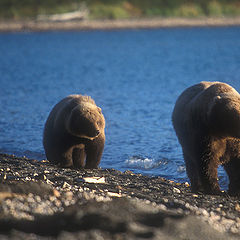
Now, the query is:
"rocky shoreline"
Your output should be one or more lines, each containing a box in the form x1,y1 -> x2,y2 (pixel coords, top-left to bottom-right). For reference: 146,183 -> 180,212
1,17 -> 240,32
0,153 -> 240,239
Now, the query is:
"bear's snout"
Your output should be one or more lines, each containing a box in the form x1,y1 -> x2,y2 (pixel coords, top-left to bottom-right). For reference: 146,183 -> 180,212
85,128 -> 100,139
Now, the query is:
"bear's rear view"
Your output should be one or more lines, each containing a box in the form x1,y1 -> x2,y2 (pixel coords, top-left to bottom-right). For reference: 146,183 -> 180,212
172,81 -> 240,196
43,95 -> 105,169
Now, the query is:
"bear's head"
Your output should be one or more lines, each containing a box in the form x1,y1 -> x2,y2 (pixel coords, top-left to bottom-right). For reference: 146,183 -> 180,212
66,102 -> 105,140
208,94 -> 240,138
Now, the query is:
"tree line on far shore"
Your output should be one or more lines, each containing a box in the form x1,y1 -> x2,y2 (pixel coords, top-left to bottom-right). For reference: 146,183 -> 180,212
1,0 -> 240,20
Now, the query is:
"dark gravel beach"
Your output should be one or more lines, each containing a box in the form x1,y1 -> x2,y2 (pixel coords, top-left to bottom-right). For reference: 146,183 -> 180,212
0,153 -> 240,239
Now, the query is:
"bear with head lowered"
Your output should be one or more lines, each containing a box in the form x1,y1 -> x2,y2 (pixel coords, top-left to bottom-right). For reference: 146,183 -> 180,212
43,95 -> 105,169
172,81 -> 240,196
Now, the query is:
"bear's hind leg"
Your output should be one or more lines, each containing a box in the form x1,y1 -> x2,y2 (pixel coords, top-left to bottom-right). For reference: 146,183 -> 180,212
197,154 -> 221,194
223,158 -> 240,196
72,145 -> 86,168
183,151 -> 203,193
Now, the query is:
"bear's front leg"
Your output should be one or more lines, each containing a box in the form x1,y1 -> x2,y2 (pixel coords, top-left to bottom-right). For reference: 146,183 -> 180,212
57,146 -> 74,168
72,144 -> 86,168
85,135 -> 105,169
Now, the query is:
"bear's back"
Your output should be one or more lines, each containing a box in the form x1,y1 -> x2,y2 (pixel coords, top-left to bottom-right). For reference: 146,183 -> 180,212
172,82 -> 212,127
43,95 -> 96,140
67,95 -> 96,106
173,82 -> 215,112
172,81 -> 236,124
50,95 -> 96,123
172,81 -> 240,143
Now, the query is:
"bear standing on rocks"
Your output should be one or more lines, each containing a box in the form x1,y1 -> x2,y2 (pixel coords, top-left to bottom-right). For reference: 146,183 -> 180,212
172,81 -> 240,196
43,95 -> 105,169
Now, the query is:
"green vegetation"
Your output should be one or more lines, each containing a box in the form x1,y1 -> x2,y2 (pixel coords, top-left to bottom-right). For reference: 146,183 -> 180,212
0,0 -> 82,19
89,3 -> 130,19
1,0 -> 240,20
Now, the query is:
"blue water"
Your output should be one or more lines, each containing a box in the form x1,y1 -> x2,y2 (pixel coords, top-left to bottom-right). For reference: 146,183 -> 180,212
1,27 -> 240,189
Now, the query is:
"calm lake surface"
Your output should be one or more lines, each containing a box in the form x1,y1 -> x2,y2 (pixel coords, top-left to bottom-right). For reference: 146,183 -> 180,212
1,27 -> 240,189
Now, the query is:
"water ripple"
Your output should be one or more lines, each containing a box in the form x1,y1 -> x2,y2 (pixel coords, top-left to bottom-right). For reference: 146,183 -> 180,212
0,28 -> 240,188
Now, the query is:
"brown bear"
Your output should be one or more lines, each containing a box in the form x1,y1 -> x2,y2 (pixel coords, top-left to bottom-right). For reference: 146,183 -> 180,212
43,95 -> 105,169
172,81 -> 240,196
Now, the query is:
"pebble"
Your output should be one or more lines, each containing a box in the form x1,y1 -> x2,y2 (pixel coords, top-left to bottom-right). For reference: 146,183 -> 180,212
158,204 -> 167,211
54,200 -> 62,207
49,195 -> 56,202
201,209 -> 209,217
46,179 -> 53,185
62,182 -> 71,189
235,203 -> 240,212
162,198 -> 168,203
35,195 -> 42,203
185,182 -> 190,187
53,189 -> 60,197
209,211 -> 221,221
173,187 -> 181,194
65,191 -> 73,200
1,153 -> 240,238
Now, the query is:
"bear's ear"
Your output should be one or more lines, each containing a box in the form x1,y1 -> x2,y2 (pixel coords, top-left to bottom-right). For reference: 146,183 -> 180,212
97,107 -> 102,114
214,95 -> 222,101
207,95 -> 222,119
211,95 -> 222,107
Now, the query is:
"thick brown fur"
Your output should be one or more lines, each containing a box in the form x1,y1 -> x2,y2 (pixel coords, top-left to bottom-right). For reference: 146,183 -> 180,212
43,95 -> 105,169
172,81 -> 240,196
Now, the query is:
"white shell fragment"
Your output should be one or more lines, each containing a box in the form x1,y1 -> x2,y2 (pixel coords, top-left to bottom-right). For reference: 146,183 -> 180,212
83,177 -> 105,184
107,192 -> 122,198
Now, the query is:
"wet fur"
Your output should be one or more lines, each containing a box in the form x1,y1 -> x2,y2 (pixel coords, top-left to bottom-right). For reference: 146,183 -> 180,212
172,82 -> 240,196
43,95 -> 105,169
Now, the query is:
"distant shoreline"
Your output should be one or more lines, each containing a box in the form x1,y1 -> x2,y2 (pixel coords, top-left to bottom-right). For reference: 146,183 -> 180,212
1,17 -> 240,32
